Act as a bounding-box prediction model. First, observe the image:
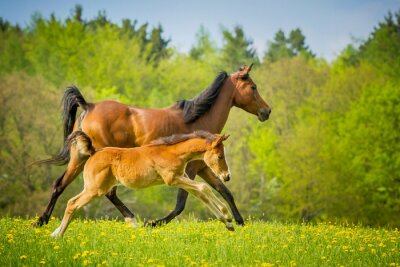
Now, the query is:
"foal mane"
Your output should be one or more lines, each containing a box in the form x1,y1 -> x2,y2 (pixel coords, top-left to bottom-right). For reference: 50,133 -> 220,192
150,131 -> 216,146
176,71 -> 228,123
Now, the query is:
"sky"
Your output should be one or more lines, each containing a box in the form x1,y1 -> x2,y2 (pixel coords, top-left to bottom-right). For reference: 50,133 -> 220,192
1,0 -> 399,61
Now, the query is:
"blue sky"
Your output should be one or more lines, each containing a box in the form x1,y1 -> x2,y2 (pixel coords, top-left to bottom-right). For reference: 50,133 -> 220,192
1,0 -> 399,61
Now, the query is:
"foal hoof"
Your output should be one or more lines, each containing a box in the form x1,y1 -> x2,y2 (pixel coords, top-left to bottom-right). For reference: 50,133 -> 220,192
125,217 -> 138,228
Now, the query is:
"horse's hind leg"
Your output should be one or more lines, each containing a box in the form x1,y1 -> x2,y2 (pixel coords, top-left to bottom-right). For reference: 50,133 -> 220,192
32,151 -> 85,227
51,189 -> 97,237
105,187 -> 138,227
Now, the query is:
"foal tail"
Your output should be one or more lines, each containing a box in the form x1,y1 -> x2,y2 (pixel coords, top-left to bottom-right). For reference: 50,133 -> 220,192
33,86 -> 89,166
68,131 -> 96,158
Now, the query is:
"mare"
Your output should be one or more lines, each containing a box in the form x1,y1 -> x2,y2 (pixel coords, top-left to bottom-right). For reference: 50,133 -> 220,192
33,64 -> 271,228
51,131 -> 233,237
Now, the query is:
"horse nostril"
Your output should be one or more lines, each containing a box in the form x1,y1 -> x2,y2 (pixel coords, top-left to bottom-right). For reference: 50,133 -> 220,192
225,174 -> 230,181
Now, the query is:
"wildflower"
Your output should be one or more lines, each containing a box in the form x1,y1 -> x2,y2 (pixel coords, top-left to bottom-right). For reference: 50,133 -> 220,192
53,245 -> 60,250
20,255 -> 27,260
261,263 -> 274,267
39,259 -> 46,265
83,259 -> 91,266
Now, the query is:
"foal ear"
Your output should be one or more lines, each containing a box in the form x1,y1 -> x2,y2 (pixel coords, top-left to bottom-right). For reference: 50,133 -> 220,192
211,135 -> 224,148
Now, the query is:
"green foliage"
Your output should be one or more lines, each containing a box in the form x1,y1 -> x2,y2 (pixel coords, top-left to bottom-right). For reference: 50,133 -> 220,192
220,25 -> 259,71
264,28 -> 315,63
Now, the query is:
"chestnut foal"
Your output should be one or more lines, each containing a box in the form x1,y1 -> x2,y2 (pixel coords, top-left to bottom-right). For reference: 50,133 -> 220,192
51,131 -> 232,237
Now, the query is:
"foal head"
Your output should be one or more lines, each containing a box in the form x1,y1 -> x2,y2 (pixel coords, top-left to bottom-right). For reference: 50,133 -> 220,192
230,64 -> 272,121
203,134 -> 231,182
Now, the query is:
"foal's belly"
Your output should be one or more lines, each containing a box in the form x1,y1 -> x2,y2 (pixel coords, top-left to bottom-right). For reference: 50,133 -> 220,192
116,170 -> 164,189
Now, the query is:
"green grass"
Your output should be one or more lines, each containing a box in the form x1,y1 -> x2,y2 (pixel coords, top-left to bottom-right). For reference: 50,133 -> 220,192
0,217 -> 399,267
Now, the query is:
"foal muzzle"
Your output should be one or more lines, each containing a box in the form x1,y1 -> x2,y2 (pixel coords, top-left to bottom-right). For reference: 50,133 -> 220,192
219,173 -> 231,182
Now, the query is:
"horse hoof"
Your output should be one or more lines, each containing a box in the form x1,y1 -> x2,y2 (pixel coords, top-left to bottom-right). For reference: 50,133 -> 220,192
143,220 -> 155,228
226,222 -> 235,231
31,218 -> 44,228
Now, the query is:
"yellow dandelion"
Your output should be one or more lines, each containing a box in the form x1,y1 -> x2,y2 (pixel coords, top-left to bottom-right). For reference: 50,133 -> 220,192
261,263 -> 274,267
147,258 -> 155,263
53,245 -> 60,250
20,255 -> 27,260
39,259 -> 46,265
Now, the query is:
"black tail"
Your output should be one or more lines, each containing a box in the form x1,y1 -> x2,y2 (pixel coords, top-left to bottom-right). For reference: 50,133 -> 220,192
62,86 -> 88,141
32,131 -> 94,166
33,86 -> 89,166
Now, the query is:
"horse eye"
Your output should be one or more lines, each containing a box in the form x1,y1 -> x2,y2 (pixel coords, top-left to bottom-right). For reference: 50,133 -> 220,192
240,75 -> 249,80
251,85 -> 257,91
218,155 -> 224,159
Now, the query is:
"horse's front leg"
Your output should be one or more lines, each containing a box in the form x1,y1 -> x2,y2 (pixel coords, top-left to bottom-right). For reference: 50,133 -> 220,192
198,167 -> 245,226
145,161 -> 204,227
105,187 -> 138,228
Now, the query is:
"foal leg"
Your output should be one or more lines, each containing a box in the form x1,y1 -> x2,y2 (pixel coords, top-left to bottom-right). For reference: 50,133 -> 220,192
106,187 -> 138,228
51,189 -> 97,237
145,162 -> 201,227
32,151 -> 85,227
172,176 -> 234,231
198,167 -> 245,226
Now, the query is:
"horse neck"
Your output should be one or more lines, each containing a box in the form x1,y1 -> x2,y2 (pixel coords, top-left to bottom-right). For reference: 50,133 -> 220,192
191,77 -> 235,133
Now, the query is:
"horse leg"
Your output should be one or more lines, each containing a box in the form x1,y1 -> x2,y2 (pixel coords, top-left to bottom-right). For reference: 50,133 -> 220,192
198,167 -> 245,226
171,176 -> 234,231
145,162 -> 200,227
105,186 -> 138,228
32,156 -> 85,228
51,189 -> 97,237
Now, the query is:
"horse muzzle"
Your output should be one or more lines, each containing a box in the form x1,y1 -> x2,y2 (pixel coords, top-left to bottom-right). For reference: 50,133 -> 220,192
258,108 -> 271,122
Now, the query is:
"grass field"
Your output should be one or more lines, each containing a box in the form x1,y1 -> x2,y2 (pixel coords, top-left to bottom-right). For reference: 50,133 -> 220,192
0,217 -> 399,267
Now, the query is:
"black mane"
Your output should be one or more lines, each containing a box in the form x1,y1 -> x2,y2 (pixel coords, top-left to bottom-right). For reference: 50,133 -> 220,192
150,131 -> 216,146
177,71 -> 228,123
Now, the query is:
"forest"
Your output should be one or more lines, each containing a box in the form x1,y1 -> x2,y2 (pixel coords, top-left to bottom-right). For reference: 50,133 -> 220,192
0,6 -> 399,227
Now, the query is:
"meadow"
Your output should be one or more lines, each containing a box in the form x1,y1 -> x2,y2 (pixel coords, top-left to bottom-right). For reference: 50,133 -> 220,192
1,217 -> 399,266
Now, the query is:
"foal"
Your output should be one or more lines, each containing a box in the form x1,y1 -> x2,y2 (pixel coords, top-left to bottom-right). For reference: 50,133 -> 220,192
51,131 -> 233,237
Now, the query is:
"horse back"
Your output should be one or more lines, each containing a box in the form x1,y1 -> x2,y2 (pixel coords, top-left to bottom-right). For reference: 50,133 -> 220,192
79,101 -> 187,149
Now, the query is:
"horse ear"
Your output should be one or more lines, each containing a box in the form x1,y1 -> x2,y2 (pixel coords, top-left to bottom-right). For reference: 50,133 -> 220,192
246,63 -> 254,73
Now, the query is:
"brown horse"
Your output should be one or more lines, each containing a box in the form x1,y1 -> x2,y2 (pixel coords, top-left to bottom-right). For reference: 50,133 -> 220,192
51,130 -> 233,237
34,64 -> 271,227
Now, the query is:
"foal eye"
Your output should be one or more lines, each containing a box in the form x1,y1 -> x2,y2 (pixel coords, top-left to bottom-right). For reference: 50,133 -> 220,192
240,75 -> 249,80
251,85 -> 257,91
218,155 -> 224,159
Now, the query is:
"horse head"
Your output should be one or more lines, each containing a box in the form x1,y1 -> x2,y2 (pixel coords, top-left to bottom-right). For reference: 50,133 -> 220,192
230,64 -> 271,121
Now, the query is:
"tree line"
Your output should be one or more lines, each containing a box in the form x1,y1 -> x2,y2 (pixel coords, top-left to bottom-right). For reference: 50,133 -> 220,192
0,6 -> 399,227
